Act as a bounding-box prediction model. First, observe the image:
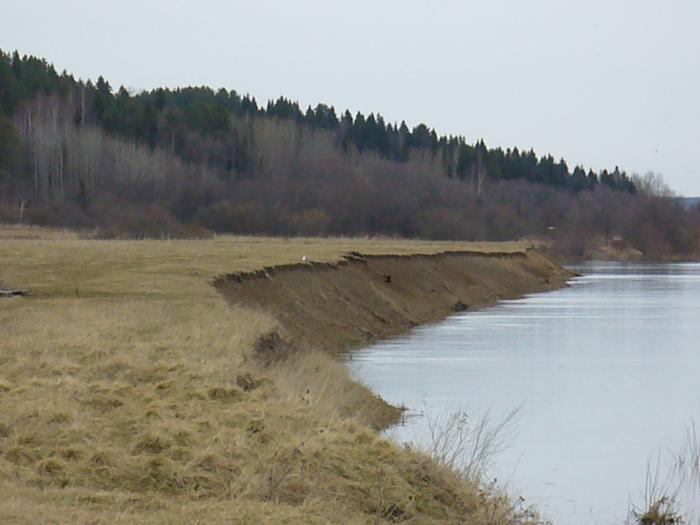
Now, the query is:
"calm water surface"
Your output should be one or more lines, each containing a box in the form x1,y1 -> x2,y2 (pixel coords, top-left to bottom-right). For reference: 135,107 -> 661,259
346,263 -> 700,525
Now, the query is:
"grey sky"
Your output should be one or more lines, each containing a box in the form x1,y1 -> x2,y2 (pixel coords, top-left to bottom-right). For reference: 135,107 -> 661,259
2,0 -> 699,195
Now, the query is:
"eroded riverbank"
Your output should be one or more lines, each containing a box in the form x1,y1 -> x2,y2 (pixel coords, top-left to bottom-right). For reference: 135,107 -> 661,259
1,233 -> 570,524
215,248 -> 572,355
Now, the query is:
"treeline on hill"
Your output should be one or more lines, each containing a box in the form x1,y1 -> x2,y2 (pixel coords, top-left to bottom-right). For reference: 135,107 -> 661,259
0,50 -> 698,257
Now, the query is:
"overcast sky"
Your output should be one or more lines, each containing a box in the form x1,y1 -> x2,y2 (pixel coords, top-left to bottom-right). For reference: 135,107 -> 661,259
2,0 -> 699,195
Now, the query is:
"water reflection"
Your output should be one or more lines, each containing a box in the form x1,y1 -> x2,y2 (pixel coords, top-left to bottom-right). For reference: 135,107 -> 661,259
347,263 -> 700,525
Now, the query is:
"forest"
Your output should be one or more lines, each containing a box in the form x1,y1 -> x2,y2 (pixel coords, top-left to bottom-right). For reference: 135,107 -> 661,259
1,49 -> 698,257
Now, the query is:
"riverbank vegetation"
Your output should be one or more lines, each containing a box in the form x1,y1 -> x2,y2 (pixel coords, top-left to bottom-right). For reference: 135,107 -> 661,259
626,422 -> 700,525
1,230 -> 568,523
1,50 -> 698,259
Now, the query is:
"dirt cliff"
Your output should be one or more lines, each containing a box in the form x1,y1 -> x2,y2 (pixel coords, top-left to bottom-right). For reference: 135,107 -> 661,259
216,248 -> 571,353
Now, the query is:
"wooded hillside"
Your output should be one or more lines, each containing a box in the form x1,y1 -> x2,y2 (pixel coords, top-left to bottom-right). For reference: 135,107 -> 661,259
1,50 -> 697,257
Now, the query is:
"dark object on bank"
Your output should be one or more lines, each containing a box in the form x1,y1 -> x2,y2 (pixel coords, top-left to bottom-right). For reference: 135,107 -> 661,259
0,288 -> 29,298
383,274 -> 392,284
453,300 -> 469,312
251,330 -> 299,366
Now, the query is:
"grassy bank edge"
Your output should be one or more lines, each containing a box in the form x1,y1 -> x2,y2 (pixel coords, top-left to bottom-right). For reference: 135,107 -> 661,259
1,231 -> 570,524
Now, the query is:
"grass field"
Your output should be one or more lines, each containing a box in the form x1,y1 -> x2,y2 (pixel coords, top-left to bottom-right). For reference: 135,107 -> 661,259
0,226 -> 546,524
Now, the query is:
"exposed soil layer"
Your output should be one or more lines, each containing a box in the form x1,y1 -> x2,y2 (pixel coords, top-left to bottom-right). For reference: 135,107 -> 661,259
216,248 -> 572,354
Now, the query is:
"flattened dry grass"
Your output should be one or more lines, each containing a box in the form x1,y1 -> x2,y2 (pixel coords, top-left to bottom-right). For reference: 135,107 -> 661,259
0,226 -> 538,524
0,224 -> 81,241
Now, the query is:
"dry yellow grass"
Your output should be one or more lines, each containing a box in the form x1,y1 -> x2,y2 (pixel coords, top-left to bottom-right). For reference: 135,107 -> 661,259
0,224 -> 81,241
0,226 -> 544,524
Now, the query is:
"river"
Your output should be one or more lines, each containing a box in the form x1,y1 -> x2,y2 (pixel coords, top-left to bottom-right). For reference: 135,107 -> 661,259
346,262 -> 700,524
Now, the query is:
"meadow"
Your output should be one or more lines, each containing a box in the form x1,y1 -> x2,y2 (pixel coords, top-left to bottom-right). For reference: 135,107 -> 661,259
0,225 -> 550,524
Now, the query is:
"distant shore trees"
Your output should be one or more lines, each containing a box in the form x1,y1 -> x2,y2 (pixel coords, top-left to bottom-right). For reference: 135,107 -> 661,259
0,49 -> 697,257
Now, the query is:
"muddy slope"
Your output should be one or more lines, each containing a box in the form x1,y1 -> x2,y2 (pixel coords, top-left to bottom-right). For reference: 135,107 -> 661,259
215,248 -> 571,353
